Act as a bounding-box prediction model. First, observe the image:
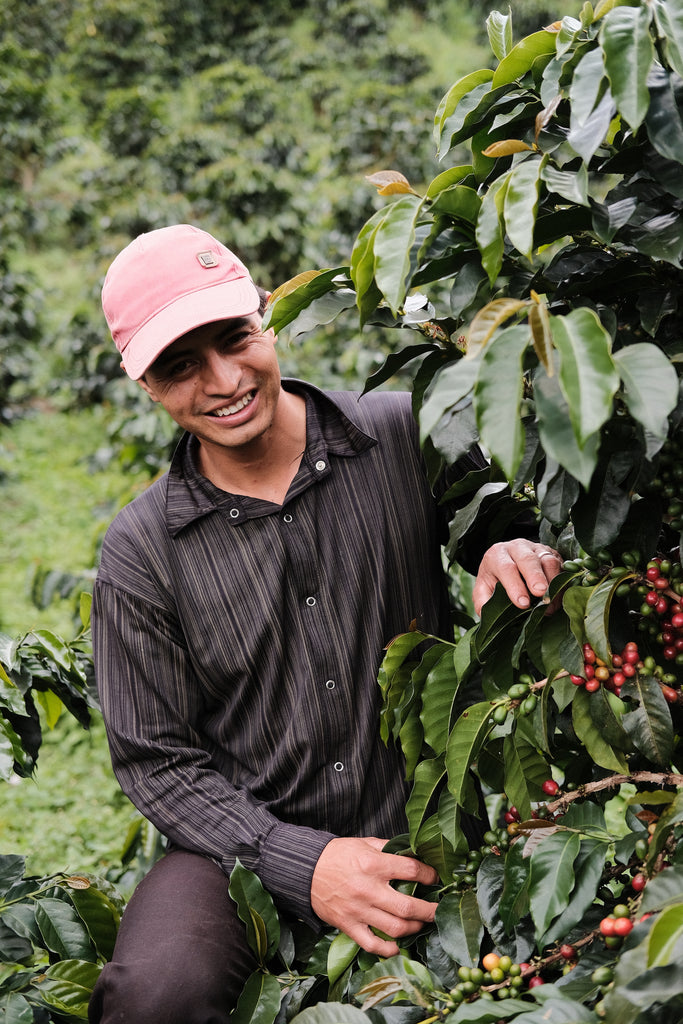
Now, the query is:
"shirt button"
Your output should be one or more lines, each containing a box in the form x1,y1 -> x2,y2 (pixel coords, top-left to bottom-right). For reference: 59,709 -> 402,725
306,596 -> 316,607
229,508 -> 239,519
333,761 -> 344,772
283,513 -> 293,523
325,679 -> 336,689
315,460 -> 326,472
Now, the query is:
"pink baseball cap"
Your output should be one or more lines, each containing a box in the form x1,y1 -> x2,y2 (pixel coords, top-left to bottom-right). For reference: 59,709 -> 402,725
101,224 -> 261,379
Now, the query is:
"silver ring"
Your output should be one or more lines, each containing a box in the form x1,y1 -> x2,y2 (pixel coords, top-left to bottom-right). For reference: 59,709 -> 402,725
539,552 -> 557,560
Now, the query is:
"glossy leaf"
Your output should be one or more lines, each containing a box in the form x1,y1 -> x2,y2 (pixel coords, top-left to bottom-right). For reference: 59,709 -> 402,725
420,645 -> 459,755
614,342 -> 679,439
499,841 -> 531,933
621,674 -> 674,767
228,860 -> 280,963
653,0 -> 683,77
327,931 -> 360,986
571,687 -> 628,772
487,9 -> 513,61
599,5 -> 654,130
68,884 -> 121,962
529,293 -> 553,374
644,64 -> 683,163
406,758 -> 446,847
373,194 -> 423,314
503,156 -> 544,258
231,971 -> 283,1024
435,889 -> 483,966
534,363 -> 600,488
528,830 -> 581,939
32,959 -> 102,1020
35,898 -> 97,963
434,70 -> 494,155
474,324 -> 528,478
445,702 -> 497,812
365,170 -> 415,196
490,30 -> 557,88
550,307 -> 619,449
541,162 -> 589,206
475,174 -> 509,285
418,355 -> 481,443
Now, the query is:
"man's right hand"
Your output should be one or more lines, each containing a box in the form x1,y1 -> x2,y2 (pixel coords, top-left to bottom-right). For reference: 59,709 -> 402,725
310,836 -> 439,956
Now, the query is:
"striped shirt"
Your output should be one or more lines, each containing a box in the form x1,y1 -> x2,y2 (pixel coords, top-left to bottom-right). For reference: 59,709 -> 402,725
92,381 -> 468,925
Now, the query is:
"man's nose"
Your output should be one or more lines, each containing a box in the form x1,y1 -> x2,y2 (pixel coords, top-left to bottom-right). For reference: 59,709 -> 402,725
202,350 -> 240,392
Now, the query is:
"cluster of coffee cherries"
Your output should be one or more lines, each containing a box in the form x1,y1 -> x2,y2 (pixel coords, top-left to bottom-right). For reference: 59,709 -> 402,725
570,641 -> 641,697
444,954 -> 538,1007
452,827 -> 511,890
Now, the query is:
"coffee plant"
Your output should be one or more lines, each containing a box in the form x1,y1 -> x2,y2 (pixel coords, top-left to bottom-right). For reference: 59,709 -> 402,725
0,612 -> 129,1020
257,1 -> 683,1021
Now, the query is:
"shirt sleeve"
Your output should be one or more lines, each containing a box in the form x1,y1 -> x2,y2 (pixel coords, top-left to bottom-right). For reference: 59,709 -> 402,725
92,578 -> 335,927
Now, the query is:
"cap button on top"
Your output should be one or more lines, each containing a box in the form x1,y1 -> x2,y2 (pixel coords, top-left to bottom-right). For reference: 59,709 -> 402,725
315,460 -> 326,472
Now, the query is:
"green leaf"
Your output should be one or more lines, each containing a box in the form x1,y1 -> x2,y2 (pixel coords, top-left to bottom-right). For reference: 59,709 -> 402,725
32,959 -> 102,1020
68,884 -> 121,963
474,323 -> 528,479
614,342 -> 679,440
264,269 -> 345,334
327,931 -> 360,986
430,184 -> 481,227
644,64 -> 683,163
503,156 -> 544,259
541,837 -> 607,945
0,992 -> 34,1024
572,686 -> 629,772
475,173 -> 510,285
420,645 -> 459,755
641,864 -> 683,914
569,46 -> 607,129
534,362 -> 600,488
435,69 -> 495,151
373,194 -> 423,314
487,9 -> 513,61
406,758 -> 447,848
228,860 -> 280,963
600,5 -> 654,131
653,0 -> 683,78
499,840 -> 531,934
349,207 -> 388,323
503,732 -> 549,822
419,355 -> 482,443
29,629 -> 72,671
584,574 -> 620,663
529,830 -> 581,939
621,674 -> 674,767
491,30 -> 557,88
230,970 -> 282,1024
551,307 -> 620,449
35,898 -> 97,962
435,889 -> 483,967
445,701 -> 497,813
648,904 -> 683,967
294,1002 -> 375,1024
378,629 -> 431,743
541,162 -> 590,206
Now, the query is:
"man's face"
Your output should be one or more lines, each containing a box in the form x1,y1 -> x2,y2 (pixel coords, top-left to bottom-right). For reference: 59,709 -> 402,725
139,315 -> 283,455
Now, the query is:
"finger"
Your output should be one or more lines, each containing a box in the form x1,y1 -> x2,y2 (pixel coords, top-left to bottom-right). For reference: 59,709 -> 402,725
375,852 -> 439,888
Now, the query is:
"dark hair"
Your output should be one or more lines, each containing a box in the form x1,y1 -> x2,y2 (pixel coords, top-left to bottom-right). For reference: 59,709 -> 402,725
256,285 -> 269,316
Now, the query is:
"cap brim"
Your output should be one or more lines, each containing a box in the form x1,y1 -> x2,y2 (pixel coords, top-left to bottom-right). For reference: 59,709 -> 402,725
121,278 -> 261,379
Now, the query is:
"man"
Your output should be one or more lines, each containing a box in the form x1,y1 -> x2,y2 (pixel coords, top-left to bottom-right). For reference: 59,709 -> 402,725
89,224 -> 561,1023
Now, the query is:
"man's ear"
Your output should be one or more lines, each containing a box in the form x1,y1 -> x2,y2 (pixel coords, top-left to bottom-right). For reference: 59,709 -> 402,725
137,376 -> 160,402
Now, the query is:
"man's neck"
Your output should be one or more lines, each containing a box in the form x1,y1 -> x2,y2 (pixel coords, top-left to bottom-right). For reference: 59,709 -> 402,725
197,390 -> 307,504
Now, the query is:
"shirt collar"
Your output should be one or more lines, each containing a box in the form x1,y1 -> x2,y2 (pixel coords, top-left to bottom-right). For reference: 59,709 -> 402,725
165,379 -> 377,536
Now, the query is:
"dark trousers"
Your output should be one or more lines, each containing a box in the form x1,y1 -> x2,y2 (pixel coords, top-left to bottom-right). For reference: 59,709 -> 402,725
88,849 -> 259,1024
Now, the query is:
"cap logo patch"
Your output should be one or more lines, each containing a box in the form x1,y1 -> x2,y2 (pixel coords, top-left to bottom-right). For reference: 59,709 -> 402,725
196,251 -> 219,268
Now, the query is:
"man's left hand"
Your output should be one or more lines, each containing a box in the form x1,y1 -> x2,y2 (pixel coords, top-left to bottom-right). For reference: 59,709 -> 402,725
472,539 -> 563,616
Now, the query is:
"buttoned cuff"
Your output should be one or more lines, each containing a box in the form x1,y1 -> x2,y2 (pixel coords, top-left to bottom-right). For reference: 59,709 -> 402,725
257,822 -> 336,929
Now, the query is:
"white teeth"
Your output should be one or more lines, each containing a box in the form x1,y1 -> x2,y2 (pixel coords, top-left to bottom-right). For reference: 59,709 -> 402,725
213,392 -> 254,417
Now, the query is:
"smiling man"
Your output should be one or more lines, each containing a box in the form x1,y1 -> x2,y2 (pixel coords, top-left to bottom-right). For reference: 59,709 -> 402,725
90,224 -> 562,1023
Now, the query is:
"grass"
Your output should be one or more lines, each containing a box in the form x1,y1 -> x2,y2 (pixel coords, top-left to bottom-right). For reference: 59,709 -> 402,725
0,405 -> 147,877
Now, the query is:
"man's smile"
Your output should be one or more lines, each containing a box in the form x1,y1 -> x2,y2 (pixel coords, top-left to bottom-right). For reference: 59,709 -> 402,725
208,391 -> 255,417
